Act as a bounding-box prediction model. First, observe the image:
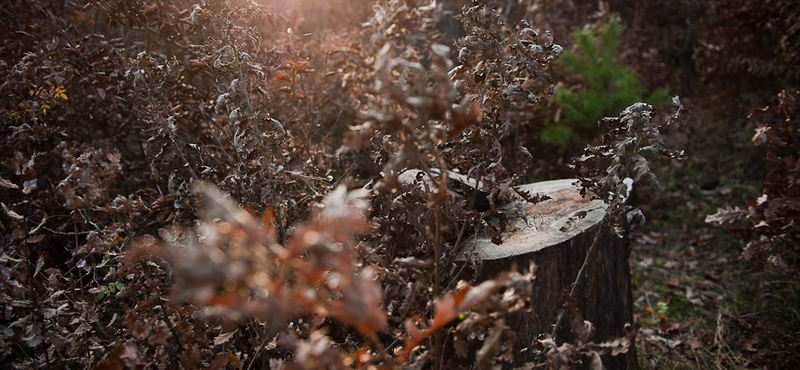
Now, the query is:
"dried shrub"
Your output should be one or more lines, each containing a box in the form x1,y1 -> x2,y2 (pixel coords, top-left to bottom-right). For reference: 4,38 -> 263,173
129,184 -> 390,367
527,99 -> 686,369
335,2 -> 563,367
0,0 -> 688,369
537,293 -> 637,370
572,98 -> 687,235
707,89 -> 800,275
694,0 -> 800,93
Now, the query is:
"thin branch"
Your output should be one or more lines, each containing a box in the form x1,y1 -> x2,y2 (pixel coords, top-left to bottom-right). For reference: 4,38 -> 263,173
417,160 -> 445,370
433,206 -> 443,370
245,330 -> 274,370
31,224 -> 93,236
160,304 -> 185,352
230,32 -> 287,244
140,24 -> 197,56
549,218 -> 607,340
368,332 -> 401,370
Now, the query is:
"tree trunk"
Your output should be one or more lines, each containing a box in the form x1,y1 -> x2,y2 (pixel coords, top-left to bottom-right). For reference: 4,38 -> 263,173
452,179 -> 636,370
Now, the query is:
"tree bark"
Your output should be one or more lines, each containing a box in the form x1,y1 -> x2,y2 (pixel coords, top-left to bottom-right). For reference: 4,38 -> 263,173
452,179 -> 636,370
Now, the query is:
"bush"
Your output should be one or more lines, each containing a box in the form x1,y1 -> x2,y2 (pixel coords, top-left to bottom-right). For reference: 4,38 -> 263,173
0,1 -> 683,369
546,15 -> 670,148
707,89 -> 800,275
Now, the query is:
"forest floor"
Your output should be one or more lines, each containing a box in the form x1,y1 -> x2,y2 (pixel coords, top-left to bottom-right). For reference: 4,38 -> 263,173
626,97 -> 800,369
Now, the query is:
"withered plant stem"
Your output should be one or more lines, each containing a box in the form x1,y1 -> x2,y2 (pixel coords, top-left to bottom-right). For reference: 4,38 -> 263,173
161,304 -> 185,352
368,332 -> 400,370
230,33 -> 286,243
245,329 -> 274,370
434,206 -> 443,370
549,218 -> 607,341
142,89 -> 199,180
419,160 -> 444,370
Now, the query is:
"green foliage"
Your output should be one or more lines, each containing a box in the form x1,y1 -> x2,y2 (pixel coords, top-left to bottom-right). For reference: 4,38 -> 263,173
546,16 -> 670,148
541,123 -> 576,148
96,282 -> 124,301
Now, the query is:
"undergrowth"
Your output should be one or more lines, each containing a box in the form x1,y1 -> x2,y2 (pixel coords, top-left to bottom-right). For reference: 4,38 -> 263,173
546,15 -> 670,149
1,0 -> 798,369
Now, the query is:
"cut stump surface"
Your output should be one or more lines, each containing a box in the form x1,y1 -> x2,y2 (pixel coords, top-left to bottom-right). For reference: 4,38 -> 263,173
394,171 -> 636,369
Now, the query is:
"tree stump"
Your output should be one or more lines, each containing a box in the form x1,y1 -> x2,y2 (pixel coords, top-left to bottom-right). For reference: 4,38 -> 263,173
452,178 -> 636,369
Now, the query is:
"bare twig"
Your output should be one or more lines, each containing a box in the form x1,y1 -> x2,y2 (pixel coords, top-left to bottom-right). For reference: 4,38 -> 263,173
160,304 -> 185,352
368,332 -> 401,370
550,218 -> 607,340
229,29 -> 286,243
245,330 -> 274,370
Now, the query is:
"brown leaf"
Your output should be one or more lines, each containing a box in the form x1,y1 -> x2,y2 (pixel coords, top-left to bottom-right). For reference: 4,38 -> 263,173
332,267 -> 386,335
686,336 -> 704,349
269,359 -> 285,370
665,278 -> 681,287
207,353 -> 234,370
26,234 -> 45,244
405,319 -> 425,342
433,294 -> 457,328
228,354 -> 243,369
147,323 -> 171,346
33,253 -> 45,278
213,329 -> 238,346
705,206 -> 747,224
277,330 -> 299,352
747,106 -> 770,119
453,336 -> 470,359
93,346 -> 123,370
476,321 -> 508,370
752,125 -> 770,145
2,202 -> 23,221
182,345 -> 202,370
744,338 -> 760,352
562,291 -> 595,342
703,268 -> 719,281
736,317 -> 752,330
0,176 -> 18,189
448,100 -> 481,139
128,317 -> 150,341
658,318 -> 680,334
457,280 -> 500,313
120,344 -> 142,368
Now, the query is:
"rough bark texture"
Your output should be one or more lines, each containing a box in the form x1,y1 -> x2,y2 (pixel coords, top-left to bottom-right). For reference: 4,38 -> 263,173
451,179 -> 636,369
476,221 -> 634,369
